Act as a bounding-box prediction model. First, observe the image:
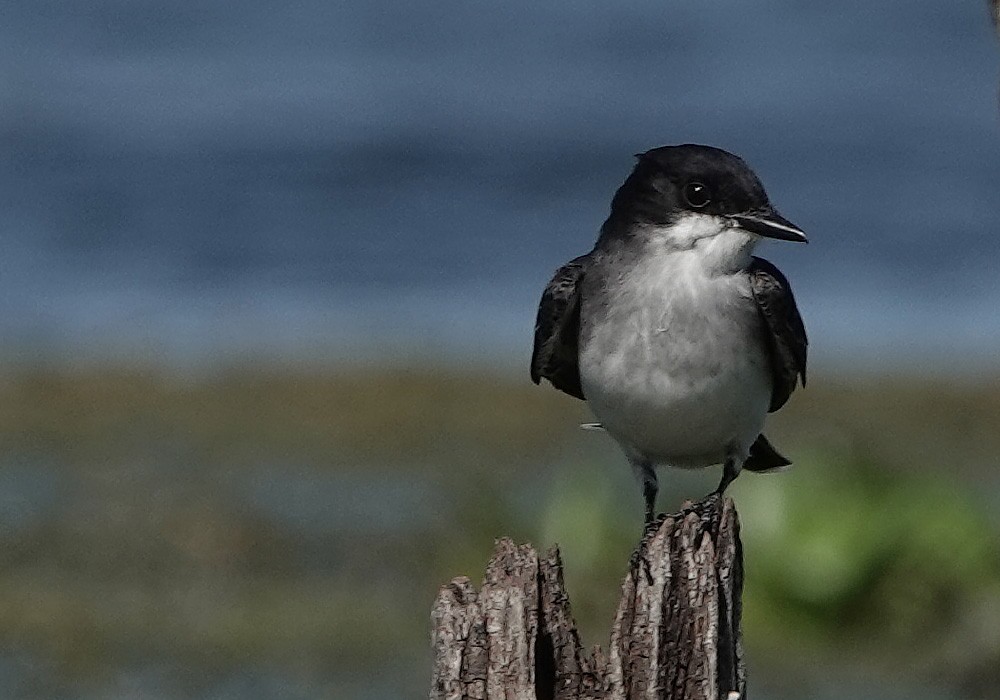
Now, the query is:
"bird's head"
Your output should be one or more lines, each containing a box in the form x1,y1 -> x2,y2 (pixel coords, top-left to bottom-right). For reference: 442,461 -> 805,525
606,144 -> 807,258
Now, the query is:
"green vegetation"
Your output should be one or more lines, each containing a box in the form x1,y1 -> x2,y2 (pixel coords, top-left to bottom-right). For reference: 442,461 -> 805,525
0,366 -> 998,698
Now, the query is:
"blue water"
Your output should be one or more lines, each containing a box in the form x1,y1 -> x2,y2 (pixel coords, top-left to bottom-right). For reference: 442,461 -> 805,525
2,0 -> 999,370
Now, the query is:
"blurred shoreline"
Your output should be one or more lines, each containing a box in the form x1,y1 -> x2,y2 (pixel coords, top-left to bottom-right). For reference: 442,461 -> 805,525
5,342 -> 1000,383
4,359 -> 999,471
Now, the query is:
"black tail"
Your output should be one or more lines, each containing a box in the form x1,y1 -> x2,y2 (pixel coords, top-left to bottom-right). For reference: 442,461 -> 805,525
743,434 -> 792,473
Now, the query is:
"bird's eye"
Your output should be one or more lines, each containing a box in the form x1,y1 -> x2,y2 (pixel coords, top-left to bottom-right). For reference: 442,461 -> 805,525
683,182 -> 711,208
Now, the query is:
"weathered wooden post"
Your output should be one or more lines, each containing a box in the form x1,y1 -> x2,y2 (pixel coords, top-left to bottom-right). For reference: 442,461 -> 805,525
430,493 -> 745,700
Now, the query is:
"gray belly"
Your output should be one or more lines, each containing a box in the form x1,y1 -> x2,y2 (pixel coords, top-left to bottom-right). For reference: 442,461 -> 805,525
579,274 -> 772,468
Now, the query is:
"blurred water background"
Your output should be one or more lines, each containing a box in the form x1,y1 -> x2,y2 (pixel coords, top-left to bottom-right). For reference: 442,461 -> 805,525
1,1 -> 999,698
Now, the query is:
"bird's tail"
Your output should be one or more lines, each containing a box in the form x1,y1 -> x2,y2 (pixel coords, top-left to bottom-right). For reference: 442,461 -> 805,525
743,434 -> 792,473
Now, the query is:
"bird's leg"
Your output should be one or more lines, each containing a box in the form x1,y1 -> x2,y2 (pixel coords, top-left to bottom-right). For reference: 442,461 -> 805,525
642,476 -> 658,527
630,459 -> 659,527
715,456 -> 742,494
628,461 -> 659,586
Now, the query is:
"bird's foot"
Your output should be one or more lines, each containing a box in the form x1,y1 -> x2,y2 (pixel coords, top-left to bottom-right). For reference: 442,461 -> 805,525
643,511 -> 666,539
699,489 -> 724,511
683,491 -> 726,534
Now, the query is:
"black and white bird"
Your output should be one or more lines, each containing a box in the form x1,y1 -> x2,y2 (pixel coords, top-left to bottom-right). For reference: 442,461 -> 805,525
531,144 -> 808,524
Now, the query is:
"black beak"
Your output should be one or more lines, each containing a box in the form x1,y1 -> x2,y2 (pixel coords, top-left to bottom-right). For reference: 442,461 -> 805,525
728,210 -> 808,243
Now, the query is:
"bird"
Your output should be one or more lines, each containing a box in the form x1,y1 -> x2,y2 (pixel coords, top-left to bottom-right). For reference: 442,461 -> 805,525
531,144 -> 808,525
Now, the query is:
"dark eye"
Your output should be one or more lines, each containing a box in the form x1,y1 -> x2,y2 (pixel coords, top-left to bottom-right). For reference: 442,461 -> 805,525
683,182 -> 711,208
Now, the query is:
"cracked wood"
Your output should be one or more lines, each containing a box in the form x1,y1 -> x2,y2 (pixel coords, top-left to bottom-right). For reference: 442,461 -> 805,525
430,495 -> 745,700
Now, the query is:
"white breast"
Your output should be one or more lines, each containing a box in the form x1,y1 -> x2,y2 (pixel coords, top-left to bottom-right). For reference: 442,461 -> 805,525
579,242 -> 772,468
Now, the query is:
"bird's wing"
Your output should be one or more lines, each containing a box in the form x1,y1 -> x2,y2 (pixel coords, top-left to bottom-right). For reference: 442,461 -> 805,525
530,254 -> 590,400
749,256 -> 808,412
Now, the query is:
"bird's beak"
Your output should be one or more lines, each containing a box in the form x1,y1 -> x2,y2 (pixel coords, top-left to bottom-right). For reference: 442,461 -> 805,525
728,210 -> 808,243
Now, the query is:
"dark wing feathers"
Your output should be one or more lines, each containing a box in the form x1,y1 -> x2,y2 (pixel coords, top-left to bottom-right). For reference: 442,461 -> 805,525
749,256 -> 808,412
530,254 -> 589,400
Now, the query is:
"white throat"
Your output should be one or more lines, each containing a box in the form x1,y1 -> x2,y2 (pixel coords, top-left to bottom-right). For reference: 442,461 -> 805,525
644,213 -> 757,275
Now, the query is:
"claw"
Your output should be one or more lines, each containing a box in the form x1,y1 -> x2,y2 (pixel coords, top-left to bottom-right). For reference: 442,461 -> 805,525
629,513 -> 665,587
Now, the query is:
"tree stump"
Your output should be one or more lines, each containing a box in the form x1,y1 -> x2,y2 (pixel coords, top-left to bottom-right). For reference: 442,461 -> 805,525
430,494 -> 745,700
